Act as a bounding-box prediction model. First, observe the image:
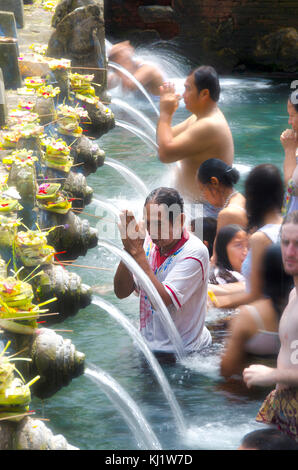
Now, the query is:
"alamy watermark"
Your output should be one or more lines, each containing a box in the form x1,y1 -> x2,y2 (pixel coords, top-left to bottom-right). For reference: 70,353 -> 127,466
290,80 -> 298,104
95,202 -> 204,242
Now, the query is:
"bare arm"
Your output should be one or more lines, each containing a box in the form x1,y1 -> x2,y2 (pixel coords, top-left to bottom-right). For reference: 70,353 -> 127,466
114,261 -> 135,299
243,365 -> 298,388
156,83 -> 214,163
220,308 -> 256,378
281,129 -> 298,185
116,210 -> 173,307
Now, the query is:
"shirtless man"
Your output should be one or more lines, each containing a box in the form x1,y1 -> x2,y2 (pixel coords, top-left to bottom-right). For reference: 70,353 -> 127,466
107,41 -> 164,96
156,65 -> 234,204
243,210 -> 298,441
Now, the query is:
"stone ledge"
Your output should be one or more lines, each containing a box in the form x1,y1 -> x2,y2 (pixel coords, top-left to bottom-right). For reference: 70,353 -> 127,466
138,5 -> 175,24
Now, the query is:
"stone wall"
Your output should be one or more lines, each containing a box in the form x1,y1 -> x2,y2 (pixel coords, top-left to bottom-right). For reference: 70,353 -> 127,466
105,0 -> 298,73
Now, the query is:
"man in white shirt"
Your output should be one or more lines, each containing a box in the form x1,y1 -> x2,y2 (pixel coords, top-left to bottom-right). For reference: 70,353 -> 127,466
114,187 -> 211,356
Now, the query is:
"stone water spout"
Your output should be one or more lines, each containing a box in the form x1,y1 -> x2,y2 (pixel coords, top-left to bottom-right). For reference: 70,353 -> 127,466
0,416 -> 78,450
2,328 -> 85,400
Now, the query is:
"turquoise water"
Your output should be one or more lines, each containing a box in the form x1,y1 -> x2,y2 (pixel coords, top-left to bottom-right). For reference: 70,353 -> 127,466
31,73 -> 291,450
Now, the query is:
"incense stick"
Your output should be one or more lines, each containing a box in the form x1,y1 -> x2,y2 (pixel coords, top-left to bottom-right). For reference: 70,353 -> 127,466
71,66 -> 106,71
53,262 -> 113,272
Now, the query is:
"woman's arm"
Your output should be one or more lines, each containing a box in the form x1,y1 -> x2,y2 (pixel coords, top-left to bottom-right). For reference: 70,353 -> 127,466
220,308 -> 256,378
281,129 -> 298,185
210,232 -> 270,309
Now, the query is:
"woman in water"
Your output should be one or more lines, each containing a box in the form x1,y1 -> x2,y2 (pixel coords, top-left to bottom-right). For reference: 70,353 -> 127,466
220,243 -> 293,379
209,164 -> 284,308
281,91 -> 298,216
209,224 -> 248,285
197,158 -> 247,236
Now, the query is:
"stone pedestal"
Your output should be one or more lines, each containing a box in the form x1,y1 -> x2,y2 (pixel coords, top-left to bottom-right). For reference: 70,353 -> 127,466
0,10 -> 18,38
0,68 -> 7,127
0,0 -> 24,29
0,39 -> 22,89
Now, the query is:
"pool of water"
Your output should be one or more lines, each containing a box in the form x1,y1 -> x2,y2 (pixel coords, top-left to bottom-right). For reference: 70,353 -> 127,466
31,71 -> 291,450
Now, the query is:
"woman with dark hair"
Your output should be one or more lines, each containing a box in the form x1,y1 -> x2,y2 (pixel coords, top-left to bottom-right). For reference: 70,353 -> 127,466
190,216 -> 217,258
209,224 -> 248,285
281,91 -> 298,216
209,164 -> 284,308
220,243 -> 293,379
197,158 -> 247,233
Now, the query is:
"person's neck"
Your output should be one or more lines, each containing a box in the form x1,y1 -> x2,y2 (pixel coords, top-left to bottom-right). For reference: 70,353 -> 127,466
217,187 -> 236,208
263,209 -> 283,226
159,231 -> 184,255
195,100 -> 217,119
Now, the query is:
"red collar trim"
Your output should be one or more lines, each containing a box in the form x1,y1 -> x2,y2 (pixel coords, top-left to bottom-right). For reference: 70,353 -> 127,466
153,229 -> 190,269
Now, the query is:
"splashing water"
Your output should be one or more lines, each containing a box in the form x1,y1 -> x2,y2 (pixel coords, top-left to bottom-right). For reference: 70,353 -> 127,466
108,61 -> 160,117
97,238 -> 185,360
85,365 -> 162,450
92,296 -> 187,434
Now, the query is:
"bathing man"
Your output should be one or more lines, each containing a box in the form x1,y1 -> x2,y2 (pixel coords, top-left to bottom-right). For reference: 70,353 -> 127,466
107,41 -> 164,96
156,66 -> 234,206
243,210 -> 298,442
113,187 -> 211,356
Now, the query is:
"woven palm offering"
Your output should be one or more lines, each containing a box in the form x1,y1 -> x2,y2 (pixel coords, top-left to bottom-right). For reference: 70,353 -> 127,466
14,229 -> 56,267
0,341 -> 39,421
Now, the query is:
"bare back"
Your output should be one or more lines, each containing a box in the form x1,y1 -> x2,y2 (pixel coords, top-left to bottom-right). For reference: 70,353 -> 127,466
172,109 -> 234,202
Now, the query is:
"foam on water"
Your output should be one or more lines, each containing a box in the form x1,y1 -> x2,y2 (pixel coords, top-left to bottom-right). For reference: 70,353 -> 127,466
184,420 -> 265,450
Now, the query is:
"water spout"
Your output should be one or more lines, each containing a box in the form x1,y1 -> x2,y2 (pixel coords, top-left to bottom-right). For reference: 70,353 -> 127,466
92,296 -> 187,434
104,157 -> 149,199
85,365 -> 162,450
115,120 -> 158,151
97,238 -> 185,360
108,61 -> 160,117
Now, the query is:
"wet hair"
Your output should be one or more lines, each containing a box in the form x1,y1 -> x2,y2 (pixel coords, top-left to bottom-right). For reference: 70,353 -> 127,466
241,428 -> 298,450
289,90 -> 298,112
192,66 -> 220,102
197,158 -> 240,188
262,243 -> 294,317
244,164 -> 284,231
144,187 -> 184,224
191,217 -> 217,258
282,209 -> 298,226
215,224 -> 245,271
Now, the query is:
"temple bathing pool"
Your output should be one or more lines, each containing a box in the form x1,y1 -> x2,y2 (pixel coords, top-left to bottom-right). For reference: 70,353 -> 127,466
31,64 -> 291,450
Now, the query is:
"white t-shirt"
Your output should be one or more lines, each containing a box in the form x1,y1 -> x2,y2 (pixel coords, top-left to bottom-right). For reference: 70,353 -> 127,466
135,230 -> 212,353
